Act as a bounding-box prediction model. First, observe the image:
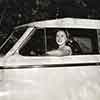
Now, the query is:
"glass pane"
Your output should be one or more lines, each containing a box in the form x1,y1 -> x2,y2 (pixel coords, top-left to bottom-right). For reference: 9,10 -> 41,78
0,27 -> 27,56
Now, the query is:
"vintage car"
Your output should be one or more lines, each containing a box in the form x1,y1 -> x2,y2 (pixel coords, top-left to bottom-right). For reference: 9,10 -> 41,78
0,18 -> 100,100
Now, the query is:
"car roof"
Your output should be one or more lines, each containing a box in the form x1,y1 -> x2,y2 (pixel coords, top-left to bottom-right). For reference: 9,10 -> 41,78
15,18 -> 100,29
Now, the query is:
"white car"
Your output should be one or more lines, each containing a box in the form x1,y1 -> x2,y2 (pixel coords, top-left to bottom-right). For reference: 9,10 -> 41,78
0,18 -> 100,100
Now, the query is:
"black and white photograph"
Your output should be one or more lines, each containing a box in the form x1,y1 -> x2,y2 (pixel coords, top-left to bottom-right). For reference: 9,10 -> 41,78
0,0 -> 100,100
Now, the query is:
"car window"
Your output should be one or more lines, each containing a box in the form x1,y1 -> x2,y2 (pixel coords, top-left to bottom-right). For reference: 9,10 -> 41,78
19,28 -> 99,56
0,27 -> 27,56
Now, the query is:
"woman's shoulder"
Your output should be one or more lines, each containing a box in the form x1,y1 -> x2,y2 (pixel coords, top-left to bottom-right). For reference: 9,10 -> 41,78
58,45 -> 72,51
64,45 -> 72,50
64,46 -> 72,55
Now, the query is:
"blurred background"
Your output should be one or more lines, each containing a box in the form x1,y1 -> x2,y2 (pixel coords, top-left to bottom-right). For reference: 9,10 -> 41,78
0,0 -> 100,35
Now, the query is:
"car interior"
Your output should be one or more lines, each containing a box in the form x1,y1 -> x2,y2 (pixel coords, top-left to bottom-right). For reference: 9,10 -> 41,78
19,28 -> 99,56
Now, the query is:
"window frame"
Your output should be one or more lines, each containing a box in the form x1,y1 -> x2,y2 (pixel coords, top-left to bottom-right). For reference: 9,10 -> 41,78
4,18 -> 100,67
18,28 -> 98,56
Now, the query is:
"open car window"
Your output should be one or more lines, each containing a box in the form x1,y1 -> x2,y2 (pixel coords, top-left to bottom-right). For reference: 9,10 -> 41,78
0,27 -> 27,56
19,28 -> 99,56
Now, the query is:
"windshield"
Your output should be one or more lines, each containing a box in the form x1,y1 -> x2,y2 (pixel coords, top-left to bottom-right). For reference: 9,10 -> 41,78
0,27 -> 27,56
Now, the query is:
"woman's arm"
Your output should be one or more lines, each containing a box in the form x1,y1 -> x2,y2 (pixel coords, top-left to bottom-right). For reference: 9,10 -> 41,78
46,50 -> 65,56
46,47 -> 72,56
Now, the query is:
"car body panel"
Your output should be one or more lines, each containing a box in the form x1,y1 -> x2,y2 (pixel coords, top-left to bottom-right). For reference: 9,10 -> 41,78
1,66 -> 100,100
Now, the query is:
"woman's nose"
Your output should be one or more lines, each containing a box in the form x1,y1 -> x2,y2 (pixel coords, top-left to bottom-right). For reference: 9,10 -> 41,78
58,37 -> 61,41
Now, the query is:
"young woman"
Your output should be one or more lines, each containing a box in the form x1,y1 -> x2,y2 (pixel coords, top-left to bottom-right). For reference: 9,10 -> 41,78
46,30 -> 72,56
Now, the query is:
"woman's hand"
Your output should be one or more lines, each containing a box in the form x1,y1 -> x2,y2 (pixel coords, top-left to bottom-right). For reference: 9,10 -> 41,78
30,50 -> 36,56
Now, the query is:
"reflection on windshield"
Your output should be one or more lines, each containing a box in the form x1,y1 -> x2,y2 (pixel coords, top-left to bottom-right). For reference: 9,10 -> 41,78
0,27 -> 27,56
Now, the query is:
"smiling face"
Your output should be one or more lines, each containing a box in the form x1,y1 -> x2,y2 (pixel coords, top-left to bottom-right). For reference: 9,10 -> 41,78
56,30 -> 68,46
